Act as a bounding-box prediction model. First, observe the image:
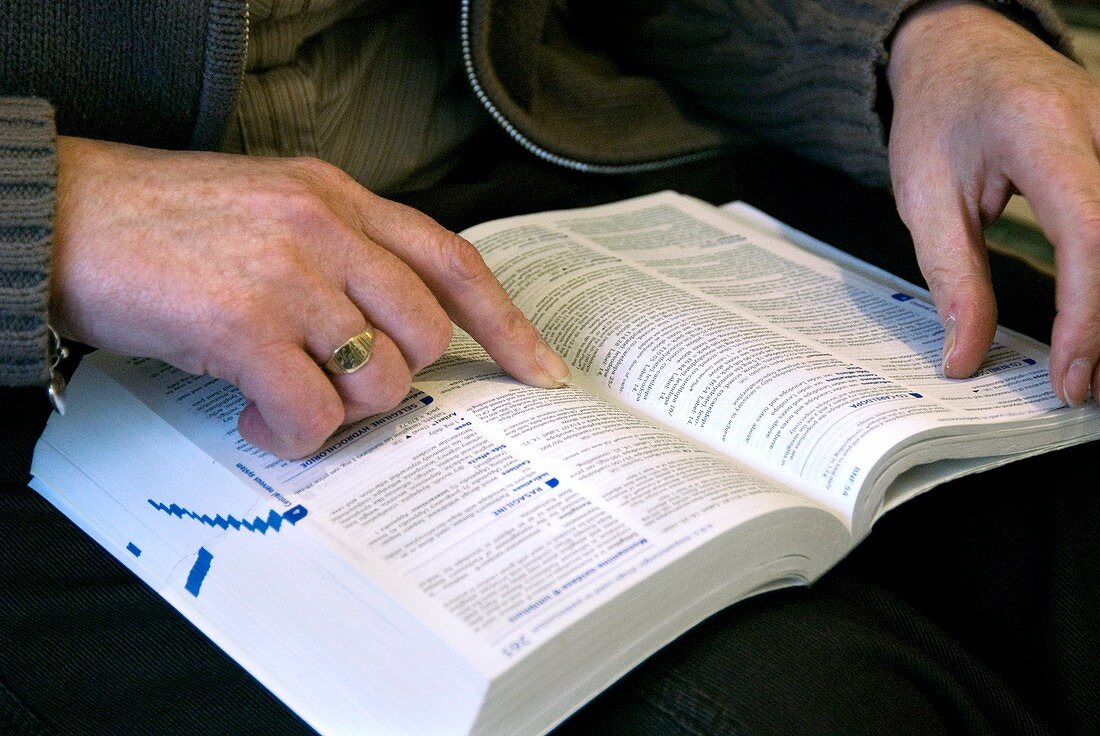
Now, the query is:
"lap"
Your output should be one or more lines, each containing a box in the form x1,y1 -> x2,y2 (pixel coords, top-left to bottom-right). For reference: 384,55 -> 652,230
2,145 -> 1094,736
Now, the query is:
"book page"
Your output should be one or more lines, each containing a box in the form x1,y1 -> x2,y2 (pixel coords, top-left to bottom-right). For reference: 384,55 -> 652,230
79,342 -> 839,675
462,192 -> 1093,526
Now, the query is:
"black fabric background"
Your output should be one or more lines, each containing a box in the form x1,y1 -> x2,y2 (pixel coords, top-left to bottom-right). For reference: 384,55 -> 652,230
2,132 -> 1096,735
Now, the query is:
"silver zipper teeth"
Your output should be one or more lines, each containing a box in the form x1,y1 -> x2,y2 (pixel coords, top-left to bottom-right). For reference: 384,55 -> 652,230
242,0 -> 250,74
458,0 -> 715,175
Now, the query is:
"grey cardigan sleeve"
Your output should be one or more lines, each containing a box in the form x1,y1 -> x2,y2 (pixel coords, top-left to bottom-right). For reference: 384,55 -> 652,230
569,0 -> 1074,186
0,97 -> 55,386
0,0 -> 246,388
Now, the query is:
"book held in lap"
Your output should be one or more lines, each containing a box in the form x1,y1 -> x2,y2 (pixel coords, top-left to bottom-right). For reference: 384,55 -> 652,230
30,192 -> 1100,736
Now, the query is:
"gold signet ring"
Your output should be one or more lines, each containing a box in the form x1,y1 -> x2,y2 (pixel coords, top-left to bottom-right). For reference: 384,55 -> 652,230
324,326 -> 375,374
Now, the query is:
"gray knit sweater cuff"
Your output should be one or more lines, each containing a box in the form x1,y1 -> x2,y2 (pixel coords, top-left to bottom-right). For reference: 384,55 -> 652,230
604,0 -> 1073,188
719,0 -> 1073,187
0,97 -> 56,386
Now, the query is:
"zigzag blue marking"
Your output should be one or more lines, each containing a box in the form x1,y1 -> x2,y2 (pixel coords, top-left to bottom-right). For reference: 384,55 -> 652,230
147,500 -> 290,535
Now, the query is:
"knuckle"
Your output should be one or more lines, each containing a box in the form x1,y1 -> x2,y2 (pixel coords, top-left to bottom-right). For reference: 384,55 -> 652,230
891,176 -> 940,231
391,300 -> 452,371
990,84 -> 1093,161
236,176 -> 314,218
1000,84 -> 1075,128
1067,205 -> 1100,254
436,230 -> 491,284
236,185 -> 336,244
415,307 -> 455,368
245,159 -> 347,230
893,191 -> 919,229
209,289 -> 272,338
923,261 -> 976,292
276,186 -> 335,230
495,304 -> 536,347
289,156 -> 347,188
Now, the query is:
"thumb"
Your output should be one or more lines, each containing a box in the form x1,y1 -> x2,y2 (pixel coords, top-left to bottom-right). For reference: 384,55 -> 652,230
898,181 -> 998,378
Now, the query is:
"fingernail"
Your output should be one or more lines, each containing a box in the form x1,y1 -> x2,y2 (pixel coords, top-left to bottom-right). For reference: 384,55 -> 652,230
1062,358 -> 1093,407
535,339 -> 571,385
941,316 -> 957,376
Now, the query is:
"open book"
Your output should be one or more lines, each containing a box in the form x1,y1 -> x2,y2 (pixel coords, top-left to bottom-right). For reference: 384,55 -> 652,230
29,192 -> 1100,736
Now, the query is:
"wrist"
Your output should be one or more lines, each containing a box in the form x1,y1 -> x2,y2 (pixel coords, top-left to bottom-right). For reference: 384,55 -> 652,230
889,1 -> 1005,86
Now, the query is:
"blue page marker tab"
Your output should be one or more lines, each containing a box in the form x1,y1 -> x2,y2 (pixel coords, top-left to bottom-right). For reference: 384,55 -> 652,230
185,548 -> 213,597
892,293 -> 914,302
126,542 -> 142,557
284,505 -> 308,525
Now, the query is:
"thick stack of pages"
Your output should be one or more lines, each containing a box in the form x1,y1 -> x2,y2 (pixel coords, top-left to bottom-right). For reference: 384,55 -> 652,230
31,192 -> 1100,736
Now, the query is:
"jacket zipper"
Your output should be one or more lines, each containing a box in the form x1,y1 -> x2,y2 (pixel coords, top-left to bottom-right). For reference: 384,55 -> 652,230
458,0 -> 715,174
243,0 -> 250,69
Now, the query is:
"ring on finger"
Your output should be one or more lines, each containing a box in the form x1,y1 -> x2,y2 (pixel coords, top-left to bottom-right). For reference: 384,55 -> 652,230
324,325 -> 375,374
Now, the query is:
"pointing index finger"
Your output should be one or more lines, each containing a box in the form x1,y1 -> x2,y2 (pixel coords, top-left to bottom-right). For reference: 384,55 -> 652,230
1005,135 -> 1100,405
351,195 -> 571,388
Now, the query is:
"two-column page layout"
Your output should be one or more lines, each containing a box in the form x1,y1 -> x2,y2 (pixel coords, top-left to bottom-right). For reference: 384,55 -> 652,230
30,192 -> 1100,736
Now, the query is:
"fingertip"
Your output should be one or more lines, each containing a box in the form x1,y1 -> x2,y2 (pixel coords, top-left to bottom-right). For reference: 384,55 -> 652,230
489,331 -> 571,389
938,304 -> 998,380
464,303 -> 571,389
941,341 -> 992,379
1060,357 -> 1095,407
900,189 -> 998,380
533,338 -> 571,387
940,315 -> 961,378
1050,307 -> 1100,407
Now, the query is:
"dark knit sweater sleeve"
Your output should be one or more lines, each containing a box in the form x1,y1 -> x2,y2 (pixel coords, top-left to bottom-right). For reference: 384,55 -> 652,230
0,97 -> 55,386
0,1 -> 246,387
570,0 -> 1074,186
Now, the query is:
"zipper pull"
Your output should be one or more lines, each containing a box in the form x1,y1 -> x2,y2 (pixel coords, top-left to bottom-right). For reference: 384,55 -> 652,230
46,325 -> 69,415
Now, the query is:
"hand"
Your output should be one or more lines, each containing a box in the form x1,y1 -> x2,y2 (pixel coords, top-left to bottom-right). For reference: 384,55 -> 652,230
51,137 -> 571,457
887,0 -> 1100,404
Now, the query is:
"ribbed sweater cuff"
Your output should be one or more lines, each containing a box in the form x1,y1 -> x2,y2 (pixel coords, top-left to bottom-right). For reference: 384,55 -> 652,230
0,97 -> 56,386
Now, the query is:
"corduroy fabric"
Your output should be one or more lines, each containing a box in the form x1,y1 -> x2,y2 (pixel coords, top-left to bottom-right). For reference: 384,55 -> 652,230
224,0 -> 488,193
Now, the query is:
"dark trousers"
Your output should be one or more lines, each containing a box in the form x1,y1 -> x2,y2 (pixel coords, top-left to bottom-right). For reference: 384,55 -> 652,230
3,137 -> 1096,735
